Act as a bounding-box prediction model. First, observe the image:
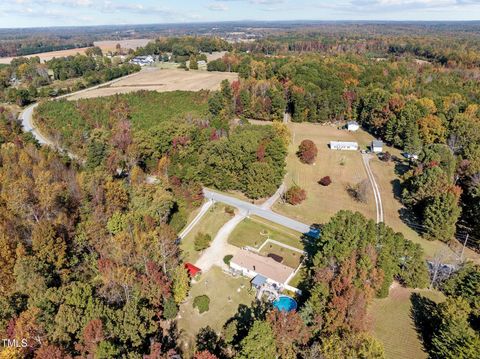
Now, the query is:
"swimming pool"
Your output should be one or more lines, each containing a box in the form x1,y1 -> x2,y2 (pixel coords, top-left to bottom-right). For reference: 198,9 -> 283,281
273,295 -> 297,312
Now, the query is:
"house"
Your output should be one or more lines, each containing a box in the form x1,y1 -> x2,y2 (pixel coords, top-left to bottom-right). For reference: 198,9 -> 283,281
371,140 -> 384,153
184,263 -> 202,277
230,249 -> 295,288
330,141 -> 359,151
347,121 -> 359,131
130,55 -> 155,66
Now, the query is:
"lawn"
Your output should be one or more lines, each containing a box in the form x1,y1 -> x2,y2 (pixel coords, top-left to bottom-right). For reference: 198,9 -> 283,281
368,284 -> 445,359
228,216 -> 303,250
258,242 -> 303,269
177,266 -> 255,353
273,122 -> 376,225
181,203 -> 234,263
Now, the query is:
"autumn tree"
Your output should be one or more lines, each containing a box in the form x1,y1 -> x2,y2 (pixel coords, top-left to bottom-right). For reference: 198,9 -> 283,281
297,139 -> 318,164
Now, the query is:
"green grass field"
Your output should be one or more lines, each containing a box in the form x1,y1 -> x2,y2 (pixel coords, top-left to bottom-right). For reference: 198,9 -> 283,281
181,203 -> 234,263
34,90 -> 209,151
228,216 -> 303,250
177,267 -> 255,353
368,285 -> 445,359
258,242 -> 303,269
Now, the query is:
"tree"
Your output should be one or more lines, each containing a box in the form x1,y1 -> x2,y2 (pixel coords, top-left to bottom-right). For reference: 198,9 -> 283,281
267,310 -> 310,359
297,139 -> 318,164
318,176 -> 332,186
284,185 -> 306,205
237,320 -> 276,359
194,232 -> 212,251
423,192 -> 461,242
193,295 -> 210,314
172,265 -> 190,304
194,351 -> 218,359
431,298 -> 480,359
163,297 -> 178,320
189,55 -> 198,70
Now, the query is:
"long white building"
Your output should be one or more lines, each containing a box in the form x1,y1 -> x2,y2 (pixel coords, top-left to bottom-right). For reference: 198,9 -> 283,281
330,141 -> 359,151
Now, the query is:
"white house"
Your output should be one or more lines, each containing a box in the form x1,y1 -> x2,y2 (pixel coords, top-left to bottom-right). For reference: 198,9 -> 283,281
230,249 -> 294,288
130,55 -> 155,67
330,141 -> 359,151
347,121 -> 360,131
372,140 -> 384,153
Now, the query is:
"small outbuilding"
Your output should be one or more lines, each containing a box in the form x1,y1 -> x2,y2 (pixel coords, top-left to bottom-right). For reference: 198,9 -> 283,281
371,140 -> 384,153
185,263 -> 202,277
347,121 -> 360,131
330,141 -> 359,151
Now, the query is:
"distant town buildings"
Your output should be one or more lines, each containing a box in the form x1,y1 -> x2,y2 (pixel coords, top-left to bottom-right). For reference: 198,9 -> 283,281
330,141 -> 359,151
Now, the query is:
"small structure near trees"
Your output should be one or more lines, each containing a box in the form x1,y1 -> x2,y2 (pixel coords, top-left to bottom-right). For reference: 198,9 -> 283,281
297,139 -> 318,164
347,121 -> 360,131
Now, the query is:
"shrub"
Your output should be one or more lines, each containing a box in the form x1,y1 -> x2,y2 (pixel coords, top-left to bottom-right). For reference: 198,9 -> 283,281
380,151 -> 392,162
319,176 -> 332,186
193,295 -> 210,314
284,185 -> 307,205
223,255 -> 233,265
163,297 -> 178,320
194,232 -> 212,251
347,179 -> 370,203
224,205 -> 235,215
297,139 -> 318,164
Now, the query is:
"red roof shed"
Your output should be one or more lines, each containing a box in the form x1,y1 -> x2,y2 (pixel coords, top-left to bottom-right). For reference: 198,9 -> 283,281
185,263 -> 201,276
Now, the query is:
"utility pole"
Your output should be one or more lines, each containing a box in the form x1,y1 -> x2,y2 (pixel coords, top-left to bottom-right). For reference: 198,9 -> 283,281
460,233 -> 469,261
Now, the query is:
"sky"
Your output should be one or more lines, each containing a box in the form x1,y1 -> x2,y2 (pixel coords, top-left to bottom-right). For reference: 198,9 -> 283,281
0,0 -> 480,28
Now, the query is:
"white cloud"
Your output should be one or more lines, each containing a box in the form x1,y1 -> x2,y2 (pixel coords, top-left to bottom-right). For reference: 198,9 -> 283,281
208,3 -> 229,11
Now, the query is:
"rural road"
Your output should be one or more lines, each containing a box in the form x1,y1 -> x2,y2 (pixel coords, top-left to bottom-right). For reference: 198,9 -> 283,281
362,153 -> 384,223
203,188 -> 311,234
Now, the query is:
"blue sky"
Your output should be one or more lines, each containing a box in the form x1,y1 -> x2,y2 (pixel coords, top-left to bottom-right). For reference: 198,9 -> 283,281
0,0 -> 480,28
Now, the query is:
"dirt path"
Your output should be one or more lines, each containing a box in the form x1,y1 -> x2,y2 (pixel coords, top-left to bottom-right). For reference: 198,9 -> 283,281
362,153 -> 384,223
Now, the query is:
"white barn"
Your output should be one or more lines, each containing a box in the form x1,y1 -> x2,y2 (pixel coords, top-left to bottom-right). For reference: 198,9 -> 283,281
372,140 -> 384,153
347,121 -> 360,131
330,141 -> 359,151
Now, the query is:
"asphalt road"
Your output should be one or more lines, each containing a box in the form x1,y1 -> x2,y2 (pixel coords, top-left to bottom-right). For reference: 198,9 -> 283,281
203,188 -> 311,234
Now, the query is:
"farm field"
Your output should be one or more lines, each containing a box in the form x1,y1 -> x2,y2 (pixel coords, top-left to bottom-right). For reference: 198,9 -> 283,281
68,68 -> 238,100
181,203 -> 234,264
228,216 -> 303,250
368,284 -> 445,359
93,39 -> 152,52
177,267 -> 254,353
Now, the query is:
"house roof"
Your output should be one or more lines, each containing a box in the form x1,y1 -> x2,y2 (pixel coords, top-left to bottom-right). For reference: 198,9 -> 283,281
231,249 -> 295,284
347,121 -> 359,126
185,263 -> 201,276
372,140 -> 384,147
330,141 -> 359,147
251,275 -> 267,287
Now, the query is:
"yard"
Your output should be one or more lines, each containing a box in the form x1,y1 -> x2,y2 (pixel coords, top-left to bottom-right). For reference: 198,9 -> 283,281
258,241 -> 303,269
273,122 -> 376,225
228,216 -> 304,250
368,283 -> 445,359
177,266 -> 255,353
181,203 -> 234,263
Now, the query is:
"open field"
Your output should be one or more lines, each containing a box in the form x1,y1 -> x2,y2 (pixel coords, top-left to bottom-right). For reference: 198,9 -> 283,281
181,203 -> 234,264
0,39 -> 152,64
93,39 -> 152,52
228,216 -> 303,250
368,284 -> 445,359
258,242 -> 303,269
67,68 -> 238,100
177,267 -> 254,351
273,122 -> 376,225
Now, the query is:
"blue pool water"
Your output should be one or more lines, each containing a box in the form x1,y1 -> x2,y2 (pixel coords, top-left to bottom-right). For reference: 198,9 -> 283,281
273,296 -> 297,312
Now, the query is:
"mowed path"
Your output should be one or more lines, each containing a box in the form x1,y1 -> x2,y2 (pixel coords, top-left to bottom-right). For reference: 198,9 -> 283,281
362,153 -> 384,223
68,68 -> 238,100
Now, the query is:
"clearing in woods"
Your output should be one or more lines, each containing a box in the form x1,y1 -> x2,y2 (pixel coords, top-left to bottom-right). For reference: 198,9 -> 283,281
67,68 -> 239,100
367,283 -> 445,359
